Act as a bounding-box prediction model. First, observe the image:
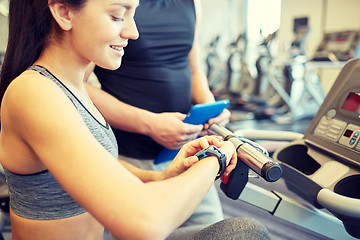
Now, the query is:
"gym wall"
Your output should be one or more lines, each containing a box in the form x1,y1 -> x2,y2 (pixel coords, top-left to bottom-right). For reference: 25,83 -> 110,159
277,0 -> 360,93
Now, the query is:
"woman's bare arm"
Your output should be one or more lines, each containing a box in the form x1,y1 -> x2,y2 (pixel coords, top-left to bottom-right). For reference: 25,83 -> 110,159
3,72 -> 235,240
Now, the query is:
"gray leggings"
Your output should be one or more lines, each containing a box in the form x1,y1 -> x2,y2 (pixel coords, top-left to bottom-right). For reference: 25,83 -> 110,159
106,218 -> 271,240
167,217 -> 271,240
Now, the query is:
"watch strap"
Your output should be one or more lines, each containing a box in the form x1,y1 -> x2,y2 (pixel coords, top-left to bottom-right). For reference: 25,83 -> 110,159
195,145 -> 227,180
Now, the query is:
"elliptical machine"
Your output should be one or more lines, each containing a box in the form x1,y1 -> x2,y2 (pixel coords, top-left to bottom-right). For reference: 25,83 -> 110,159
206,33 -> 281,120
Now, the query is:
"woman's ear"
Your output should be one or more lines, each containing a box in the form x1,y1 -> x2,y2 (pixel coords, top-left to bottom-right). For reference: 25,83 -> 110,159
48,2 -> 73,31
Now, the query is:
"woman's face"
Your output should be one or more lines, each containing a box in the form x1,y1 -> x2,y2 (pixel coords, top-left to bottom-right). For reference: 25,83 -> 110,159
69,0 -> 139,70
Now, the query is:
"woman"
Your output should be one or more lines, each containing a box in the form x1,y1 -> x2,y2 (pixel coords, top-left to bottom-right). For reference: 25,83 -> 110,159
0,0 -> 270,239
86,0 -> 230,228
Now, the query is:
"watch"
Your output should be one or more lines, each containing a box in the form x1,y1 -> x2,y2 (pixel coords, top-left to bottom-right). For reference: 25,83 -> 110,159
195,145 -> 227,180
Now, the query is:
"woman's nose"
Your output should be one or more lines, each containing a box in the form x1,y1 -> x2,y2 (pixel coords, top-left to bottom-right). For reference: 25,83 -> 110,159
121,19 -> 139,40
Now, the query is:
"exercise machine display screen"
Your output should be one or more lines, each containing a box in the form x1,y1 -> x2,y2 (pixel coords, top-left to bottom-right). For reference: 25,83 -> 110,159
341,92 -> 360,112
308,60 -> 360,166
343,129 -> 353,138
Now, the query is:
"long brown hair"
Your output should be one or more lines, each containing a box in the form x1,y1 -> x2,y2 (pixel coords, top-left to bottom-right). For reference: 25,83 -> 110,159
0,0 -> 86,107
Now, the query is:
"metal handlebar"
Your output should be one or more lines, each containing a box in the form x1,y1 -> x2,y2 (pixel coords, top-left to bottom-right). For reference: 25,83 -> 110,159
208,124 -> 282,182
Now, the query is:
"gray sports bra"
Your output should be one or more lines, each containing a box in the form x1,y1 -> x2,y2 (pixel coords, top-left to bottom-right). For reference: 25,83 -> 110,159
4,65 -> 118,220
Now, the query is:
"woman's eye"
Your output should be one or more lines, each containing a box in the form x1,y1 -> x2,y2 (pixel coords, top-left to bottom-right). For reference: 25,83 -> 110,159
112,16 -> 124,22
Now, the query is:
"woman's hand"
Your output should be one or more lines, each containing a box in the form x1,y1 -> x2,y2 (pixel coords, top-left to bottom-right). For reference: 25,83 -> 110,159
161,135 -> 237,180
161,136 -> 223,179
218,141 -> 237,177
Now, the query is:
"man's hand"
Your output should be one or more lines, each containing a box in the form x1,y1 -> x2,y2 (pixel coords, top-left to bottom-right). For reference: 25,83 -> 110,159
201,108 -> 231,136
148,112 -> 203,149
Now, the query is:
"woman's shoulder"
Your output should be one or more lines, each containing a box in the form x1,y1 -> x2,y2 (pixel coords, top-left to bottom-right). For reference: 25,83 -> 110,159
10,68 -> 51,86
4,69 -> 62,104
1,69 -> 70,125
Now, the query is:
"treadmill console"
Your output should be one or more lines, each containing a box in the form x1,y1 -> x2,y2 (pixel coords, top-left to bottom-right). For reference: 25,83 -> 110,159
312,31 -> 360,61
273,58 -> 360,239
306,59 -> 360,167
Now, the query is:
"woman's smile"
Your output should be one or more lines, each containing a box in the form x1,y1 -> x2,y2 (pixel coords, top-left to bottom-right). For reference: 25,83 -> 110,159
110,45 -> 125,57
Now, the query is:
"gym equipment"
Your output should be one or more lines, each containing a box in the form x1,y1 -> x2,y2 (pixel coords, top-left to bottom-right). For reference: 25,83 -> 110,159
0,53 -> 3,68
205,35 -> 227,92
274,56 -> 325,123
290,17 -> 309,57
221,34 -> 256,98
312,31 -> 360,62
253,30 -> 289,109
206,34 -> 254,98
209,124 -> 282,184
274,58 -> 360,238
208,32 -> 282,121
261,26 -> 325,123
0,0 -> 8,18
218,58 -> 360,239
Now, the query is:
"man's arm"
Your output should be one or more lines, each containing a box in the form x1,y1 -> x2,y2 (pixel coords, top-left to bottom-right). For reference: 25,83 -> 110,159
84,64 -> 203,149
190,0 -> 231,128
189,1 -> 215,104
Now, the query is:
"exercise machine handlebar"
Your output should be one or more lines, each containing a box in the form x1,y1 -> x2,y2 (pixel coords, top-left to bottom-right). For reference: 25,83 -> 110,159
208,124 -> 282,182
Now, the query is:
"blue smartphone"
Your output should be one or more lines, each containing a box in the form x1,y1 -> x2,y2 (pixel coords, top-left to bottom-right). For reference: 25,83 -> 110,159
154,99 -> 230,164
